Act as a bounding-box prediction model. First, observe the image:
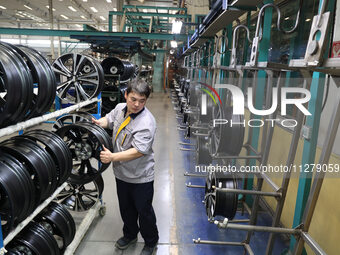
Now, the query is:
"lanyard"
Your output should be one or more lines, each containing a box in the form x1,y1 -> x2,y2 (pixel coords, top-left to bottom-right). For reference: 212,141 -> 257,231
115,116 -> 131,142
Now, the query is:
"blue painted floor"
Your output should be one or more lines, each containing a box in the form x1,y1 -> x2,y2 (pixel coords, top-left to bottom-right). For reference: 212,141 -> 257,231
173,110 -> 290,255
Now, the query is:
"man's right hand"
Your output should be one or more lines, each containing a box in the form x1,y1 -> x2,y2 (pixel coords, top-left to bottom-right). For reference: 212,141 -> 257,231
92,117 -> 109,128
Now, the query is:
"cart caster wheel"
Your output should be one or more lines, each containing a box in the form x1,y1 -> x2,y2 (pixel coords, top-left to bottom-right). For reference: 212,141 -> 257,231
99,206 -> 106,217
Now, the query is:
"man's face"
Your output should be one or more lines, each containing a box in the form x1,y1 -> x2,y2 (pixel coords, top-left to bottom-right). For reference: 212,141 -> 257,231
125,91 -> 147,114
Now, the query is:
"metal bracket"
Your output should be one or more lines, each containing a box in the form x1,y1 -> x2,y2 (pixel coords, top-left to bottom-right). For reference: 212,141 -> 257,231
192,131 -> 210,137
180,147 -> 195,151
304,12 -> 331,67
186,182 -> 205,188
214,217 -> 229,229
301,125 -> 313,140
249,37 -> 260,66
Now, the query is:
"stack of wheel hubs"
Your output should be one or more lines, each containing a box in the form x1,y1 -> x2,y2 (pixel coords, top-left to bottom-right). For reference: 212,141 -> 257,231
0,42 -> 57,128
6,202 -> 76,255
0,130 -> 72,237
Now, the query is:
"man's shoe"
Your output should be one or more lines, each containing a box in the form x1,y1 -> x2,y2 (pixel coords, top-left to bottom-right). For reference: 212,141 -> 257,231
140,244 -> 157,255
115,236 -> 137,250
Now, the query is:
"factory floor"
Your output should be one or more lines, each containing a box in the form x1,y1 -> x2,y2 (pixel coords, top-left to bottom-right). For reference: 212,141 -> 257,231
75,92 -> 289,255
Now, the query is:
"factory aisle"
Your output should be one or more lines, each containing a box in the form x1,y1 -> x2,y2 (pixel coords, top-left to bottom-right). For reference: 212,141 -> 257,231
75,91 -> 289,255
75,92 -> 182,255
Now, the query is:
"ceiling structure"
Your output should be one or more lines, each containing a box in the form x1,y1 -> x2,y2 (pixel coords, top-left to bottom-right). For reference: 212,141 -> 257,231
0,0 -> 178,31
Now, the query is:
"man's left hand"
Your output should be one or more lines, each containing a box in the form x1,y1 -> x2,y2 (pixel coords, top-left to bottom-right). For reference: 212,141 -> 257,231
100,145 -> 113,163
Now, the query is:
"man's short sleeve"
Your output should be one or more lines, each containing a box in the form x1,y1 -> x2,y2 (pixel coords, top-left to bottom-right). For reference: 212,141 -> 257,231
132,127 -> 155,154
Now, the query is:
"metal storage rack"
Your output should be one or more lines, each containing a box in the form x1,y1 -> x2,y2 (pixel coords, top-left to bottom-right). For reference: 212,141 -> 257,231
0,97 -> 103,254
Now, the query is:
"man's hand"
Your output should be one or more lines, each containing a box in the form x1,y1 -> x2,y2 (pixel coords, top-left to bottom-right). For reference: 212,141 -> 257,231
100,145 -> 113,164
92,117 -> 109,129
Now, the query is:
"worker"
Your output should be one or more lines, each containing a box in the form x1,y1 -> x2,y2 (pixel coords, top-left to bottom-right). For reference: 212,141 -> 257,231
92,79 -> 159,255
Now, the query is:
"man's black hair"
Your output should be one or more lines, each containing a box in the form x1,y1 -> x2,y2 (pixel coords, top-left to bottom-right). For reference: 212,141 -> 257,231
126,79 -> 151,98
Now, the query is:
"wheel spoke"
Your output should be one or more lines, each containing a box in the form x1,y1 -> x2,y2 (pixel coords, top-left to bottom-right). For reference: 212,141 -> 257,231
67,129 -> 83,143
57,80 -> 73,98
77,77 -> 99,85
82,193 -> 97,203
85,159 -> 96,174
75,83 -> 91,101
0,96 -> 5,107
53,58 -> 72,77
77,195 -> 86,210
56,193 -> 73,203
74,55 -> 87,74
77,71 -> 98,79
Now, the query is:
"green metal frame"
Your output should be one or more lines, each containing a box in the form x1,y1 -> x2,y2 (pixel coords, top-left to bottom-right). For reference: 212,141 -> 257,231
246,0 -> 274,205
61,41 -> 80,54
109,11 -> 191,19
289,0 -> 337,253
241,11 -> 252,92
82,24 -> 98,31
0,27 -> 188,41
122,5 -> 187,12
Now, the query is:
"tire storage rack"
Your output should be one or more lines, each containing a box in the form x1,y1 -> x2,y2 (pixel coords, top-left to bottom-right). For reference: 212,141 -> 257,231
100,56 -> 137,116
0,46 -> 110,254
173,1 -> 340,254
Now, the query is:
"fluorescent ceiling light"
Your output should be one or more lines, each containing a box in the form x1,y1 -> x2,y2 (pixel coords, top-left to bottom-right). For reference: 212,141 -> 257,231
17,11 -> 45,22
60,14 -> 69,19
113,8 -> 117,11
68,6 -> 77,12
16,13 -> 25,18
46,5 -> 56,11
305,18 -> 311,22
172,20 -> 182,34
285,17 -> 289,20
100,16 -> 106,21
143,9 -> 147,13
90,7 -> 98,13
106,0 -> 112,2
0,5 -> 7,9
75,24 -> 82,28
83,0 -> 88,2
170,40 -> 177,48
24,5 -> 33,10
80,15 -> 87,19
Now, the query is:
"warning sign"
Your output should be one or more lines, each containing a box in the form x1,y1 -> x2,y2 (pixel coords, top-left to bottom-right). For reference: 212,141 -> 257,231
331,41 -> 340,58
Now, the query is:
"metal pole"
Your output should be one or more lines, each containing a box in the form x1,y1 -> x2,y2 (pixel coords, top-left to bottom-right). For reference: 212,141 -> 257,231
193,239 -> 244,246
226,223 -> 300,235
246,67 -> 282,243
215,187 -> 281,198
18,22 -> 21,44
301,232 -> 327,255
265,74 -> 310,254
57,21 -> 61,57
213,155 -> 262,160
184,172 -> 207,177
293,91 -> 340,255
49,0 -> 55,60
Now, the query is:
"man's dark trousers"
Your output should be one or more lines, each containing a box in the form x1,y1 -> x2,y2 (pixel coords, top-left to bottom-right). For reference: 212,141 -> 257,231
116,178 -> 159,247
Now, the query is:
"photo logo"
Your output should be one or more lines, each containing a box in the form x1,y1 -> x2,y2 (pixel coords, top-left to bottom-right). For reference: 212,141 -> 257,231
199,82 -> 311,128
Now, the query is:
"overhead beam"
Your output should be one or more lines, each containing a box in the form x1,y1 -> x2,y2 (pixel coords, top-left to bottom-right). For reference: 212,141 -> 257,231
109,11 -> 190,19
123,5 -> 186,11
0,27 -> 188,40
0,19 -> 109,25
